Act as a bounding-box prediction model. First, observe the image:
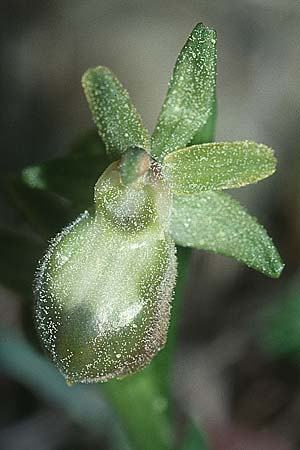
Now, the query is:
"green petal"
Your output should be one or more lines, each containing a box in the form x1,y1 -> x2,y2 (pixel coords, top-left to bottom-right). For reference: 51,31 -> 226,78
169,192 -> 284,278
163,141 -> 276,194
151,23 -> 216,162
82,66 -> 150,159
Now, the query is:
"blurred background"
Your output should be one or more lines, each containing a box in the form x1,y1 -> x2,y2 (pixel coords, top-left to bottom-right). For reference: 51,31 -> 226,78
0,0 -> 299,449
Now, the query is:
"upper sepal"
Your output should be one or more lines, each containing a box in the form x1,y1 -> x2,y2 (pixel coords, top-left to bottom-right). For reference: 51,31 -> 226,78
151,23 -> 217,161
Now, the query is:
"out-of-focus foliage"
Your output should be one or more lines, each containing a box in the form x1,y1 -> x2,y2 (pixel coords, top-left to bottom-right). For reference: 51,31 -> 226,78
21,130 -> 109,213
179,421 -> 212,450
0,229 -> 44,295
0,327 -> 109,432
260,285 -> 300,359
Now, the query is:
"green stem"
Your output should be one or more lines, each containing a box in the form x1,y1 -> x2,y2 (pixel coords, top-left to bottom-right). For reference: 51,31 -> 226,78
101,368 -> 173,450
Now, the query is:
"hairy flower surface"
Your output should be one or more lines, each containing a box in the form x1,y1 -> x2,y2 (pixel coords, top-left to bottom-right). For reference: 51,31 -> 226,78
35,156 -> 176,383
33,23 -> 283,384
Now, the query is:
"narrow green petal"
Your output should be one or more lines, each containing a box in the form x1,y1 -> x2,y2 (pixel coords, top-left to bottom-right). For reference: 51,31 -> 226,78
163,141 -> 276,194
169,192 -> 284,278
151,23 -> 217,162
82,66 -> 150,159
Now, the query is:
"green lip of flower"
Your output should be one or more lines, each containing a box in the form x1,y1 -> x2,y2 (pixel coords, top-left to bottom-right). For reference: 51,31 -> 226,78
34,154 -> 177,383
33,22 -> 283,385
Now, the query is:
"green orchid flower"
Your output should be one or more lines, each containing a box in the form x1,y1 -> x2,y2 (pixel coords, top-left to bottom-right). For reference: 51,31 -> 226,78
32,23 -> 283,385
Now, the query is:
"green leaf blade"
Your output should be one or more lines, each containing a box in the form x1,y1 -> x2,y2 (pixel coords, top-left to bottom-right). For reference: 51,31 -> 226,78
169,192 -> 284,278
163,141 -> 276,194
82,66 -> 150,159
151,23 -> 217,161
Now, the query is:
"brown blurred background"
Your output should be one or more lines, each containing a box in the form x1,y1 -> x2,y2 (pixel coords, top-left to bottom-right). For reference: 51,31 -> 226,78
0,1 -> 300,449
